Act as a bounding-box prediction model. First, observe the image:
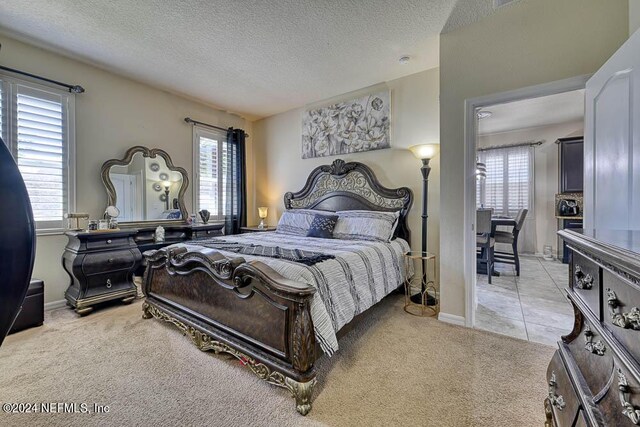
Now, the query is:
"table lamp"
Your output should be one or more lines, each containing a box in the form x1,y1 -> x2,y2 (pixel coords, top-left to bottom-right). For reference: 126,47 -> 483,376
258,207 -> 268,229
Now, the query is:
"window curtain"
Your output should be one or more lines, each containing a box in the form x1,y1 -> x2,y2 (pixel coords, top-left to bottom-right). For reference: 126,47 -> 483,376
224,128 -> 247,235
477,145 -> 536,254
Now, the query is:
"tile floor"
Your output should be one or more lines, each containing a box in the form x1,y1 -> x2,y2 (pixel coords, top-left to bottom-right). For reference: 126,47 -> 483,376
474,255 -> 574,346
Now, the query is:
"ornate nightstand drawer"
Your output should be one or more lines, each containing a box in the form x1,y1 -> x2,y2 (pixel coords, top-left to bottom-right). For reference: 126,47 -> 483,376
193,228 -> 223,239
546,351 -> 581,427
81,250 -> 137,276
86,236 -> 130,250
85,271 -> 134,298
566,313 -> 614,398
571,251 -> 601,319
603,270 -> 640,362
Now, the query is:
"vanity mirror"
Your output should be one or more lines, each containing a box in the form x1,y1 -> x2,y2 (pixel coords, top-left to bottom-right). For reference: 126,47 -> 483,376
101,146 -> 189,225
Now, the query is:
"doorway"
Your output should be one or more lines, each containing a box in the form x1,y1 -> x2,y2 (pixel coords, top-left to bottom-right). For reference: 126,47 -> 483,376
463,76 -> 589,344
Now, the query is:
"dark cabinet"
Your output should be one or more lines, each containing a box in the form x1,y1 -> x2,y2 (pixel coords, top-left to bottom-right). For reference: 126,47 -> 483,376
559,137 -> 584,193
63,230 -> 141,315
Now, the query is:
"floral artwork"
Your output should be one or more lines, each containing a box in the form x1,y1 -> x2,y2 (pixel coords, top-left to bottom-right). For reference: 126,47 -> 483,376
301,90 -> 390,159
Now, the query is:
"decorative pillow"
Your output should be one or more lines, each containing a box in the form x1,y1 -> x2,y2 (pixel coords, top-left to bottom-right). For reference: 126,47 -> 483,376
276,209 -> 334,236
307,214 -> 339,239
333,210 -> 400,242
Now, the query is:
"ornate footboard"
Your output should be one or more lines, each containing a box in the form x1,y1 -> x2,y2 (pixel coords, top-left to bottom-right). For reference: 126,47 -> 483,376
141,246 -> 317,415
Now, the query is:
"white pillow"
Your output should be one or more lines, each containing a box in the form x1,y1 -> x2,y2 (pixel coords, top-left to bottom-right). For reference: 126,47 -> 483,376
276,209 -> 335,236
333,210 -> 400,242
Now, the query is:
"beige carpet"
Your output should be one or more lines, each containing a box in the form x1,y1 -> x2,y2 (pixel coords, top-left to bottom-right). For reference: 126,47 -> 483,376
0,295 -> 554,426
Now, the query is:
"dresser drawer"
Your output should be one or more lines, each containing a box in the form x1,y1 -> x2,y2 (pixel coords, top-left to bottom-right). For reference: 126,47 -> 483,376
596,361 -> 640,426
571,252 -> 601,319
603,270 -> 640,362
547,351 -> 581,427
567,314 -> 614,398
192,228 -> 223,239
81,250 -> 137,276
86,236 -> 131,250
85,271 -> 134,298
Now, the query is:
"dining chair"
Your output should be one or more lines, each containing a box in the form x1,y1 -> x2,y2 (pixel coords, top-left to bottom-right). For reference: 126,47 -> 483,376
494,209 -> 528,276
476,208 -> 495,284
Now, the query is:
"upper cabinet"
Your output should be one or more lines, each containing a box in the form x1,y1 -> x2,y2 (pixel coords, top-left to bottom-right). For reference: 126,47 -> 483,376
584,29 -> 640,230
558,136 -> 584,194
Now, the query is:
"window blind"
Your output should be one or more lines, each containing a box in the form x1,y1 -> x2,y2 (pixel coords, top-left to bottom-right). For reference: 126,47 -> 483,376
198,135 -> 220,215
0,76 -> 75,232
477,145 -> 533,217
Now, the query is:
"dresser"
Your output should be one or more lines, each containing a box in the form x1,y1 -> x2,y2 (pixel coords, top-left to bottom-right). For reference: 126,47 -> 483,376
63,223 -> 224,314
546,229 -> 640,426
63,230 -> 141,315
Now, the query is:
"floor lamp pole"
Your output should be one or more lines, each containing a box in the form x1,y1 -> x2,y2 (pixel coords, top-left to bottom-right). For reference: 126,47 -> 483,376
420,158 -> 431,287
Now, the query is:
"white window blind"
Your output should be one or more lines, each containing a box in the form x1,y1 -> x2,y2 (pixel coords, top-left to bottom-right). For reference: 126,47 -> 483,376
0,76 -> 75,232
194,128 -> 227,218
477,145 -> 533,217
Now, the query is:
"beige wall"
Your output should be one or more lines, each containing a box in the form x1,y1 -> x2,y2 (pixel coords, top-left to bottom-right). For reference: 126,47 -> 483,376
439,0 -> 628,319
478,121 -> 584,256
0,34 -> 254,304
631,0 -> 640,34
253,68 -> 440,269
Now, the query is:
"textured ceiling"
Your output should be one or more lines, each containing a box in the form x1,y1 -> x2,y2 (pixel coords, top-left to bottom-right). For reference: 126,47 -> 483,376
442,0 -> 521,33
478,89 -> 585,135
0,0 -> 457,119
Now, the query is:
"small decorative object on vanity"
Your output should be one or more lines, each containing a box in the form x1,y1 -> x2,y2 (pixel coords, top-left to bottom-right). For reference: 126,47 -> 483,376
199,209 -> 211,224
545,229 -> 640,426
64,212 -> 90,231
62,230 -> 141,315
155,225 -> 165,243
258,207 -> 268,229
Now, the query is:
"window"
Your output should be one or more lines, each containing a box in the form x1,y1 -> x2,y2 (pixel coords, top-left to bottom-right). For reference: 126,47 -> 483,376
476,145 -> 533,217
0,75 -> 75,232
193,127 -> 228,219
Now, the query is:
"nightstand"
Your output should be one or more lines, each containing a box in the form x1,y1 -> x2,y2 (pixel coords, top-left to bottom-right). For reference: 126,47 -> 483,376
240,226 -> 277,233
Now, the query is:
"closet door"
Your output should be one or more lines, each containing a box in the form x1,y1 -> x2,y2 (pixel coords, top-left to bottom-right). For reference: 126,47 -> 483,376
584,30 -> 640,230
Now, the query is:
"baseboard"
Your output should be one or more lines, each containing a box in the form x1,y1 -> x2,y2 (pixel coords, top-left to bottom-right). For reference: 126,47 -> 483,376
44,300 -> 67,311
438,312 -> 466,327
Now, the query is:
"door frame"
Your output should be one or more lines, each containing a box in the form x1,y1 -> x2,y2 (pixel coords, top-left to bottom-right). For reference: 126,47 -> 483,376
463,74 -> 591,328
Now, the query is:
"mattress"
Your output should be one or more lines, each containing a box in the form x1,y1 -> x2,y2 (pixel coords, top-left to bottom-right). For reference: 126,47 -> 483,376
177,231 -> 413,355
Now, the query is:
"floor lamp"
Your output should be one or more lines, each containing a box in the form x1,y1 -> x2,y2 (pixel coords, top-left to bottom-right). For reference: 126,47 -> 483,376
408,143 -> 439,305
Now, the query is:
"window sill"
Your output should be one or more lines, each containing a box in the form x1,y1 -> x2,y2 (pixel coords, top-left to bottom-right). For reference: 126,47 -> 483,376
36,228 -> 66,237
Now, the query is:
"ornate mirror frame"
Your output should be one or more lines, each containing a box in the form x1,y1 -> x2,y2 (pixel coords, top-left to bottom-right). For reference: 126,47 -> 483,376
100,146 -> 189,226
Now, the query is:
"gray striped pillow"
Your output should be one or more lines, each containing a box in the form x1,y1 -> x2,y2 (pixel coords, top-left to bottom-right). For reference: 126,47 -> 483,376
276,209 -> 335,236
333,210 -> 400,242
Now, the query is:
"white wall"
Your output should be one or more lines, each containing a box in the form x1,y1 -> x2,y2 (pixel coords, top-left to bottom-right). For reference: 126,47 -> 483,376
0,34 -> 255,304
439,0 -> 628,319
478,121 -> 584,257
253,68 -> 440,272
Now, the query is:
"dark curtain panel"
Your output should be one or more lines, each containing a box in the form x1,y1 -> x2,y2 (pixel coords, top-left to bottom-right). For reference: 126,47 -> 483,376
224,128 -> 247,234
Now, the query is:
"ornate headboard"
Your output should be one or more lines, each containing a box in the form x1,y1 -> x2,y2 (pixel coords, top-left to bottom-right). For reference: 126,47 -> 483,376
284,159 -> 413,242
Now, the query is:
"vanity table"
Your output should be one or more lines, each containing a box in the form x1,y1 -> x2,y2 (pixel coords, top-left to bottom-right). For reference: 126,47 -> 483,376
62,145 -> 225,315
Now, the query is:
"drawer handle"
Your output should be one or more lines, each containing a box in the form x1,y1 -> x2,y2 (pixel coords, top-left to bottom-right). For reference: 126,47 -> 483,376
574,265 -> 593,289
607,289 -> 640,330
108,258 -> 114,264
618,369 -> 640,424
106,279 -> 112,288
106,239 -> 112,244
584,325 -> 606,356
548,372 -> 566,411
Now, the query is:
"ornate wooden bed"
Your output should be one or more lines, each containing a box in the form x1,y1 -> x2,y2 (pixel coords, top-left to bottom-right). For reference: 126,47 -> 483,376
141,159 -> 412,415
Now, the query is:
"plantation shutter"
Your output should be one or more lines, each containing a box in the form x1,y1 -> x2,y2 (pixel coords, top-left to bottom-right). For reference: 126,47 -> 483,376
16,85 -> 68,229
198,135 -> 221,215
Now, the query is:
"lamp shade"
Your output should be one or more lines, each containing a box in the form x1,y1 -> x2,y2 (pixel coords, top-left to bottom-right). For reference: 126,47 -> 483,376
409,144 -> 439,160
258,207 -> 268,219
